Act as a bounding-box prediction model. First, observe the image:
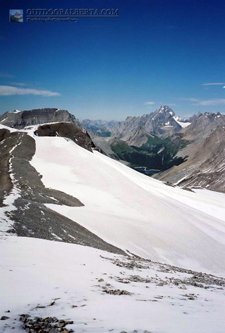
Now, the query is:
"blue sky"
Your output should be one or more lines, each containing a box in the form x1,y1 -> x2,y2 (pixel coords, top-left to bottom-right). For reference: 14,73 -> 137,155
1,0 -> 225,120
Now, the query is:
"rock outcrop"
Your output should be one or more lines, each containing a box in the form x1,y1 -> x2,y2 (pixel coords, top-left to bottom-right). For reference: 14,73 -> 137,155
35,122 -> 95,152
0,108 -> 81,129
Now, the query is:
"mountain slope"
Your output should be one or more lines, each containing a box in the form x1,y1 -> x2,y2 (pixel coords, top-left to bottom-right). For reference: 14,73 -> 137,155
0,124 -> 123,254
1,113 -> 225,332
1,120 -> 225,274
157,112 -> 225,192
1,237 -> 225,333
30,132 -> 225,275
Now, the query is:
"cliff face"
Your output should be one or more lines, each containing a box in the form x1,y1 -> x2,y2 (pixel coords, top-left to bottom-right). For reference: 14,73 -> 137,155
0,108 -> 82,129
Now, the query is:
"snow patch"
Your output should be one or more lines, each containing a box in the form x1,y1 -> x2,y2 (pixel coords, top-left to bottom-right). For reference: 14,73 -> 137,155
173,116 -> 191,128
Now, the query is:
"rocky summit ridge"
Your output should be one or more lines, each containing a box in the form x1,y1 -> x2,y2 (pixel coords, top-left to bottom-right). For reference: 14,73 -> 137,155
0,108 -> 82,130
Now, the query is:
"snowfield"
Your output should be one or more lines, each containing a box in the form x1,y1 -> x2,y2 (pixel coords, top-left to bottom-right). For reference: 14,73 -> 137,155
1,128 -> 225,332
0,237 -> 225,333
30,136 -> 225,276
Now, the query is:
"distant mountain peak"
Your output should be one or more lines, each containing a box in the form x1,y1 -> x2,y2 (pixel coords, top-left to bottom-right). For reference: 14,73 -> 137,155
155,105 -> 175,116
151,105 -> 176,122
110,105 -> 181,146
158,105 -> 173,111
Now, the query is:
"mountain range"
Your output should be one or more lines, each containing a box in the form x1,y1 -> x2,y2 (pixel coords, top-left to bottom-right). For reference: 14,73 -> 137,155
1,106 -> 225,194
82,106 -> 225,193
1,107 -> 225,332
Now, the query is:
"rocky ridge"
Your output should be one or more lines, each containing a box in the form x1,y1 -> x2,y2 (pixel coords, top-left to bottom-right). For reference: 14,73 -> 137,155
0,108 -> 82,130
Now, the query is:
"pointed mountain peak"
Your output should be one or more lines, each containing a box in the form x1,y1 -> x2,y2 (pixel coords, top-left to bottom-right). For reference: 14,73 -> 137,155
156,105 -> 175,116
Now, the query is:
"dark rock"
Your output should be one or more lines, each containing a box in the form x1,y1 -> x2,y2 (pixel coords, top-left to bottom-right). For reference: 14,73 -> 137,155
6,228 -> 16,233
58,321 -> 66,328
19,315 -> 74,332
35,122 -> 95,152
103,288 -> 132,295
